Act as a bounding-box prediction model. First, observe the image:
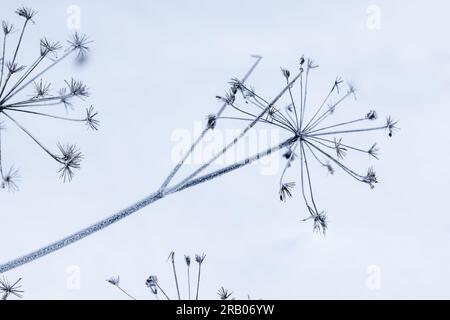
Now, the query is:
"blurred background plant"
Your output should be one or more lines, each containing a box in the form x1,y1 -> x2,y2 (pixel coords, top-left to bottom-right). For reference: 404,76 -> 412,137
0,7 -> 98,191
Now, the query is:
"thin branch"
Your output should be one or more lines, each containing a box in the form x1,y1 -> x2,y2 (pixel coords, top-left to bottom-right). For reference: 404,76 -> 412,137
159,55 -> 262,192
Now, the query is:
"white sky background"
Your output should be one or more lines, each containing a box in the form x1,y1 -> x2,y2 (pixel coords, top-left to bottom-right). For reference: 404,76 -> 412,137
0,0 -> 450,299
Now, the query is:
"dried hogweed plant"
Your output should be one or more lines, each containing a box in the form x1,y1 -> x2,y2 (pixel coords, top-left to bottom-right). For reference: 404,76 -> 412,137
0,54 -> 398,274
0,7 -> 97,191
106,252 -> 236,300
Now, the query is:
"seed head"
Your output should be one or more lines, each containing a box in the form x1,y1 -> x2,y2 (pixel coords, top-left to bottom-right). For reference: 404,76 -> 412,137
15,7 -> 37,22
145,275 -> 158,295
281,68 -> 290,80
334,138 -> 347,160
40,38 -> 62,57
279,182 -> 295,202
368,143 -> 379,160
106,276 -> 120,286
207,114 -> 217,130
386,116 -> 399,137
313,211 -> 327,235
85,105 -> 100,131
195,253 -> 206,264
1,166 -> 20,192
0,276 -> 23,300
67,32 -> 91,59
364,167 -> 378,189
184,255 -> 191,267
32,79 -> 51,98
217,287 -> 233,300
2,21 -> 14,35
56,143 -> 83,182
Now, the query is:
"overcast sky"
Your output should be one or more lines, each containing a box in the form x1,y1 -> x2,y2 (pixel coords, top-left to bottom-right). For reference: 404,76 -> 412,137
1,0 -> 450,299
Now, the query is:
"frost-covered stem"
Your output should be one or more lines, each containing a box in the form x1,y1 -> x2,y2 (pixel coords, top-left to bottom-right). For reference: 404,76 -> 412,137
306,125 -> 387,138
306,117 -> 366,134
0,36 -> 7,90
157,284 -> 170,300
0,118 -> 3,177
1,49 -> 74,104
299,66 -> 311,130
279,140 -> 299,187
0,20 -> 28,100
1,55 -> 45,102
11,21 -> 27,66
187,264 -> 191,300
195,263 -> 202,300
302,81 -> 338,131
300,142 -> 319,213
309,136 -> 373,157
169,253 -> 181,300
216,116 -> 292,132
2,111 -> 60,162
304,140 -> 364,182
4,107 -> 86,122
159,55 -> 262,191
4,94 -> 71,107
0,137 -> 295,273
114,284 -> 136,300
303,91 -> 352,132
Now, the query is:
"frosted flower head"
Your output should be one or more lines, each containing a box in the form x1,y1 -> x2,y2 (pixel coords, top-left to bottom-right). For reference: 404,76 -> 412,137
40,38 -> 62,57
145,275 -> 158,295
195,253 -> 206,264
106,276 -> 120,286
32,79 -> 51,98
57,143 -> 83,182
207,114 -> 217,130
85,106 -> 100,131
281,68 -> 290,80
364,167 -> 378,189
67,32 -> 91,59
217,287 -> 233,300
1,166 -> 20,192
15,7 -> 37,22
366,110 -> 378,120
184,255 -> 191,267
0,276 -> 23,300
2,21 -> 14,35
279,182 -> 295,202
313,212 -> 327,235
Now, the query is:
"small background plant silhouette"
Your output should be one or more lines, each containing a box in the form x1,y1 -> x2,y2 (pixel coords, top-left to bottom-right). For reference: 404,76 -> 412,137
106,252 -> 240,300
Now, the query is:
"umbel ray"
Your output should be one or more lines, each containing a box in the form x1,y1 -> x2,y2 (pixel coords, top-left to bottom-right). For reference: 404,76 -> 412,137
0,48 -> 398,273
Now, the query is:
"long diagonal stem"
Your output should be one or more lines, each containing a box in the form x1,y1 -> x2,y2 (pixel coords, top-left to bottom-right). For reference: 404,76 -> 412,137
0,136 -> 295,273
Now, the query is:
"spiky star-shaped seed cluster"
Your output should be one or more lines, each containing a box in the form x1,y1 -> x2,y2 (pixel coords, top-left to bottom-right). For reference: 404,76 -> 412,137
0,7 -> 98,191
0,276 -> 23,300
217,57 -> 398,234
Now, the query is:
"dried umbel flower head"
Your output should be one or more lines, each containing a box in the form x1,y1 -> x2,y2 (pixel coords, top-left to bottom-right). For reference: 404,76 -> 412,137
217,287 -> 233,300
0,276 -> 23,300
106,276 -> 120,286
0,7 -> 97,191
